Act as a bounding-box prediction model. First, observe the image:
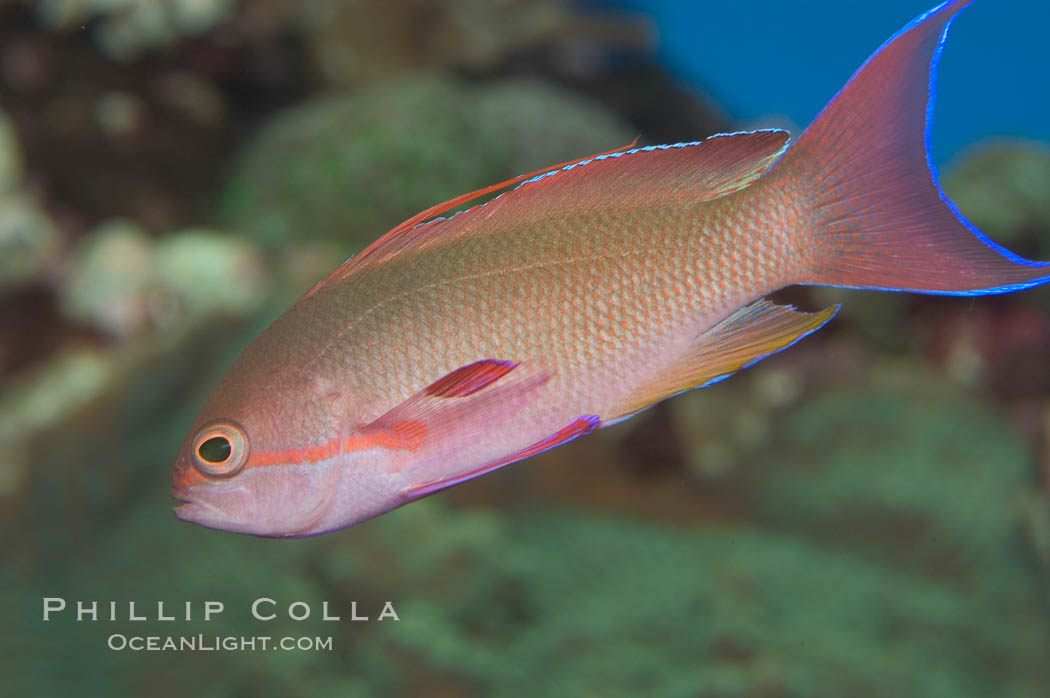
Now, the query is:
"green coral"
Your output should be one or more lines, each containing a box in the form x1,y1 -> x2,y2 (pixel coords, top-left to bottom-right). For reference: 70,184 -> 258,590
382,515 -> 1047,698
750,369 -> 1031,585
220,75 -> 635,250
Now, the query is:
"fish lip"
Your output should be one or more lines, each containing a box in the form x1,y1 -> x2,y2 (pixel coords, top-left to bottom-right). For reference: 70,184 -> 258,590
173,500 -> 197,522
171,486 -> 244,526
171,488 -> 199,516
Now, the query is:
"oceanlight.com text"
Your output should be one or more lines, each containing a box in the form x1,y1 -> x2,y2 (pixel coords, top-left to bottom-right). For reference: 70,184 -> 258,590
107,634 -> 334,652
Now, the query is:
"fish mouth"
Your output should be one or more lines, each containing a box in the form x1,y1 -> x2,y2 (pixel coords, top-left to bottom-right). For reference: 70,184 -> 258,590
171,486 -> 244,527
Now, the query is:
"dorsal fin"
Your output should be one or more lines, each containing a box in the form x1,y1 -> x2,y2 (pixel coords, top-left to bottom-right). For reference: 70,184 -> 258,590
320,129 -> 790,287
325,139 -> 638,281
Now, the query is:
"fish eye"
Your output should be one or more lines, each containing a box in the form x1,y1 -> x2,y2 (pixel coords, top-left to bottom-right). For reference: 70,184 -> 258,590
191,420 -> 249,478
198,436 -> 231,463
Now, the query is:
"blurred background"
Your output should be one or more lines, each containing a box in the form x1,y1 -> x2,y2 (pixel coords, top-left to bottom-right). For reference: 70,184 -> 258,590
2,0 -> 1050,695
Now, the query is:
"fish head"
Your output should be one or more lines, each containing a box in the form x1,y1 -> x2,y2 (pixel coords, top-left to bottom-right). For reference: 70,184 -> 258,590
171,328 -> 404,537
172,415 -> 283,537
172,403 -> 408,538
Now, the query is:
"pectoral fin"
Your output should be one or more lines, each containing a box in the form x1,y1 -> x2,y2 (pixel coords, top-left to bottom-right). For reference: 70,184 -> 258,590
361,359 -> 554,455
402,415 -> 601,500
424,359 -> 519,397
616,300 -> 839,419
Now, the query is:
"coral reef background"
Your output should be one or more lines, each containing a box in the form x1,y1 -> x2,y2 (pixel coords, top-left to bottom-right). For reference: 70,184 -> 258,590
2,1 -> 1049,696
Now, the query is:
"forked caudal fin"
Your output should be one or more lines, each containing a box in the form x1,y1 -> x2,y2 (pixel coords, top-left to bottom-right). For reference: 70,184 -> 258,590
772,0 -> 1050,296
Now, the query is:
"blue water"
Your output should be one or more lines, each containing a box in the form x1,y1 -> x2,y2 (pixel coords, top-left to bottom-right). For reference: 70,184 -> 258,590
595,0 -> 1049,164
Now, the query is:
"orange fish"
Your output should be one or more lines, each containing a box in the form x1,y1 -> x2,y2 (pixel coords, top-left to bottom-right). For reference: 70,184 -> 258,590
173,0 -> 1049,537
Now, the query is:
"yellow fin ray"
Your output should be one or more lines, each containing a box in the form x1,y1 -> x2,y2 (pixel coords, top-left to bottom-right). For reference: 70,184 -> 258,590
616,300 -> 839,419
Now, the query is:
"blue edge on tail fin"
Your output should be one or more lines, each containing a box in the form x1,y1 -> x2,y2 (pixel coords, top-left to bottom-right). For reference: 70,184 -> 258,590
679,1 -> 1047,402
823,0 -> 1050,296
514,2 -> 1049,298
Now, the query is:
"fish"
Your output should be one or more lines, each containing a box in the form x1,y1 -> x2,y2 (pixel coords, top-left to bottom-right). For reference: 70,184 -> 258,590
172,0 -> 1050,537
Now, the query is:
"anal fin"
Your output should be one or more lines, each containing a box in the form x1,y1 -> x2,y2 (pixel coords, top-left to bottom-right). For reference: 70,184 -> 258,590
617,300 -> 839,419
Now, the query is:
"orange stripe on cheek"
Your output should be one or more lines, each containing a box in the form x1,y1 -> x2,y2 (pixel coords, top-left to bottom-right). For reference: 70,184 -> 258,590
246,420 -> 428,469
